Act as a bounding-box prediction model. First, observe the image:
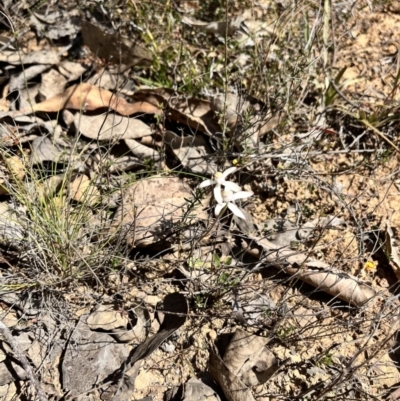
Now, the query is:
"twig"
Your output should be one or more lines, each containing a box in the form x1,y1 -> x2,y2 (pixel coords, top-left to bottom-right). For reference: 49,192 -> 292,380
240,148 -> 384,166
0,320 -> 49,401
360,118 -> 400,153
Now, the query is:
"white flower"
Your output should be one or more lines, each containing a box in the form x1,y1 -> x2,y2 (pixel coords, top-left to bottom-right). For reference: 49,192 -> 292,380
215,189 -> 253,220
198,167 -> 242,204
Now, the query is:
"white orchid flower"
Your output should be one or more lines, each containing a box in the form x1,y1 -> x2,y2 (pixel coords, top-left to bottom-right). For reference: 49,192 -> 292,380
215,189 -> 253,220
198,167 -> 242,204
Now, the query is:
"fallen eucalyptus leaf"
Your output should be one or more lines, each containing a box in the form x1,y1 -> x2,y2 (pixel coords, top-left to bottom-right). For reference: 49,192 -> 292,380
74,113 -> 151,141
125,138 -> 161,161
245,234 -> 376,307
87,302 -> 150,343
69,175 -> 101,206
26,83 -> 162,116
0,50 -> 59,65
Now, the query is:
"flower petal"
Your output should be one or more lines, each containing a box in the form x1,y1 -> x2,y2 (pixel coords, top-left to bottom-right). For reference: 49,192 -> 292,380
223,181 -> 242,192
198,179 -> 215,188
213,184 -> 223,204
227,202 -> 246,220
221,166 -> 237,179
230,191 -> 254,201
215,203 -> 225,216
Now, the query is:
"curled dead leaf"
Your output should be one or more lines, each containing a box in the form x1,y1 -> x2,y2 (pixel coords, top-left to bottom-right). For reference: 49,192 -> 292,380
245,235 -> 376,307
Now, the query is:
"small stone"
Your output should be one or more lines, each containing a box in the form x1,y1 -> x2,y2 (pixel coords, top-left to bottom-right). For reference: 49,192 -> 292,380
208,330 -> 217,341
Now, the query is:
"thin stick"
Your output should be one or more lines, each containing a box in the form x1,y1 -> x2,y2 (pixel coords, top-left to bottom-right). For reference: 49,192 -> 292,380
0,320 -> 49,401
360,118 -> 400,153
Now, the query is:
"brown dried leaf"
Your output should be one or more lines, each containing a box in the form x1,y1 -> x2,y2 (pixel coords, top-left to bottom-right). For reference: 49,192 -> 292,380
246,235 -> 376,306
27,83 -> 162,116
74,113 -> 151,141
125,138 -> 161,161
69,175 -> 101,206
0,50 -> 60,65
87,303 -> 149,343
134,88 -> 220,136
